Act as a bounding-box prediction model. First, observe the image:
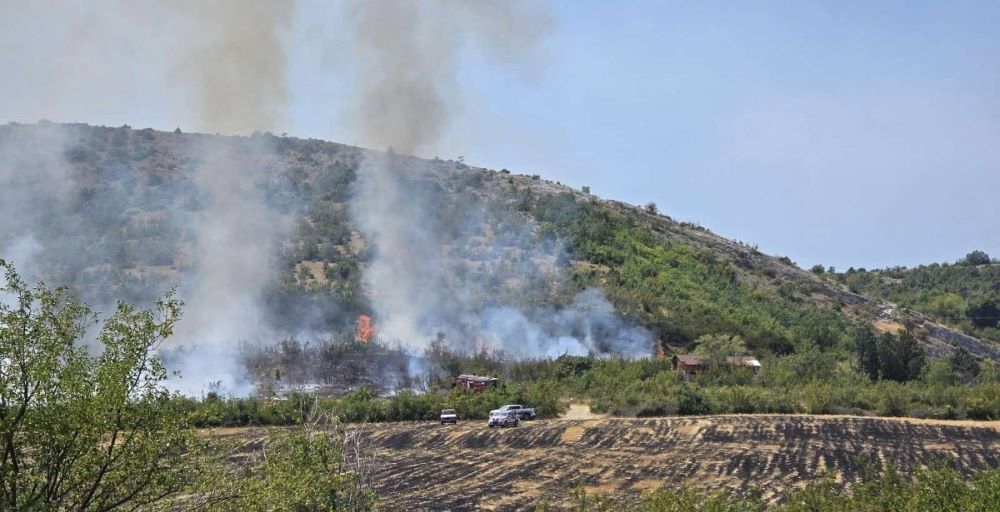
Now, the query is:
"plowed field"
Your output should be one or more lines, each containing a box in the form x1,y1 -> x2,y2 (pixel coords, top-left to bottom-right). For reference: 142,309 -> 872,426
214,414 -> 1000,511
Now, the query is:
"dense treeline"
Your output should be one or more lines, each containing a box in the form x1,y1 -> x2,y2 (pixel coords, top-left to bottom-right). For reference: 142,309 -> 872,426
544,464 -> 1000,512
173,383 -> 566,428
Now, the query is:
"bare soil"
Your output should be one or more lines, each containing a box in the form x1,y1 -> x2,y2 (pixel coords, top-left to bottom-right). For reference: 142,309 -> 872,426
209,414 -> 1000,511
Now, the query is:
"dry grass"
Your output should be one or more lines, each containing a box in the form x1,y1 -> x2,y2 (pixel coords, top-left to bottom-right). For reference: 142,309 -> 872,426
874,319 -> 906,333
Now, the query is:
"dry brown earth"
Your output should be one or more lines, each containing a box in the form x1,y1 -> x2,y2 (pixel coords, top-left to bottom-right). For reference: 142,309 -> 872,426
211,413 -> 1000,511
366,416 -> 1000,510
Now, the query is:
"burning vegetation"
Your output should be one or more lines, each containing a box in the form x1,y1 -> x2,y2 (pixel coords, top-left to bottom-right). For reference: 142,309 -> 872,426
356,315 -> 374,343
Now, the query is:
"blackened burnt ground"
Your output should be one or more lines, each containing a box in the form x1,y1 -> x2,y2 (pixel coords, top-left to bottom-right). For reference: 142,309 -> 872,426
212,415 -> 1000,511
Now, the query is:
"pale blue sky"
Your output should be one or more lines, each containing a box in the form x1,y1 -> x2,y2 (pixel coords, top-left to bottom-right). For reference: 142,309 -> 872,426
3,1 -> 998,270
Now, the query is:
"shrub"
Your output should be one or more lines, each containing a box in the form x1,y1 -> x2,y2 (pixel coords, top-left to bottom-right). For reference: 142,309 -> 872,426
878,392 -> 909,417
964,383 -> 1000,420
960,250 -> 991,266
676,385 -> 711,415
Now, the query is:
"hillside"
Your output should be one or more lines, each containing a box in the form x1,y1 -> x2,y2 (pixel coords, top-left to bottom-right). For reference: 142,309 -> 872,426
830,261 -> 1000,346
0,121 -> 996,364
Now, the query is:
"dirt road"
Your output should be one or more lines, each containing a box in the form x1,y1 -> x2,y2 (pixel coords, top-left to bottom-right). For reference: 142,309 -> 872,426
355,414 -> 1000,511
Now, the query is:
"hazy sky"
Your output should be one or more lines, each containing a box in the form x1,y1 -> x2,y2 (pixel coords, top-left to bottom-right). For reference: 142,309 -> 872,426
2,0 -> 997,270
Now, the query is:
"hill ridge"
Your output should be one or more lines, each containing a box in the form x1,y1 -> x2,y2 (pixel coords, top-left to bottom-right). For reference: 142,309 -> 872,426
0,121 -> 995,363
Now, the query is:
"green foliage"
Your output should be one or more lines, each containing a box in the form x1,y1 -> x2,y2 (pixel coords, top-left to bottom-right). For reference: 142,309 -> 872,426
876,330 -> 926,382
926,293 -> 967,324
0,260 -> 194,511
836,263 -> 1000,343
172,381 -> 567,428
852,326 -> 926,383
950,348 -> 981,385
0,260 -> 377,511
675,385 -> 711,415
529,192 -> 849,354
692,334 -> 748,360
207,422 -> 375,512
968,295 -> 1000,329
961,250 -> 992,266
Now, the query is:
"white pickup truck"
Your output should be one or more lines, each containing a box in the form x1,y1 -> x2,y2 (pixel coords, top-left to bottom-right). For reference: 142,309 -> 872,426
492,404 -> 536,421
488,409 -> 519,428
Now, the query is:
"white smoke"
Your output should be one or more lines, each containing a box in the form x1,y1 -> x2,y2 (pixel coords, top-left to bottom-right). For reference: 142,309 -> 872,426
1,1 -> 652,399
164,137 -> 292,395
481,289 -> 652,359
157,1 -> 296,395
345,2 -> 652,359
0,1 -> 298,396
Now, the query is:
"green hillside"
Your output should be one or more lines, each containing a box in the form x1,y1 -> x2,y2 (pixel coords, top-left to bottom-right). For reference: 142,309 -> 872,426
831,257 -> 1000,344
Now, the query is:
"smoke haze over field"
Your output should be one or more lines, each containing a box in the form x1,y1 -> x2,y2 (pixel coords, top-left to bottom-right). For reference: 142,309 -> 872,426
0,125 -> 73,280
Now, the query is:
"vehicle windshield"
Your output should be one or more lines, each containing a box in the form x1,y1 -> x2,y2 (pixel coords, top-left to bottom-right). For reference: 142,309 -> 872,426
442,409 -> 455,414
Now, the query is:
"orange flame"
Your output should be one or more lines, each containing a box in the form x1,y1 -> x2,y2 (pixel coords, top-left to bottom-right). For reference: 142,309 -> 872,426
356,315 -> 374,343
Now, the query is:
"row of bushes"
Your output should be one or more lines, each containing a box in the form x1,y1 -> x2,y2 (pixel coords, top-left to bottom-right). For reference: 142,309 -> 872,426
591,381 -> 1000,420
175,375 -> 1000,428
560,355 -> 1000,420
176,345 -> 1000,427
173,381 -> 567,428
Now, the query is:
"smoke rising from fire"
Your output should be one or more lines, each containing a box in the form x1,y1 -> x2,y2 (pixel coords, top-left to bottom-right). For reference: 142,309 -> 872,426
162,1 -> 296,395
345,1 -> 652,358
1,1 -> 651,400
347,0 -> 551,154
176,0 -> 294,135
0,1 -> 298,395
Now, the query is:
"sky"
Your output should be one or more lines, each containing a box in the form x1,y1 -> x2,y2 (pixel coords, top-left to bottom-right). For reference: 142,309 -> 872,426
1,0 -> 998,270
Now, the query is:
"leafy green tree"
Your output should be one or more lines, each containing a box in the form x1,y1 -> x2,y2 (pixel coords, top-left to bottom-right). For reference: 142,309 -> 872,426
692,334 -> 747,358
950,347 -> 981,385
926,293 -> 968,325
967,295 -> 1000,329
877,329 -> 926,382
212,420 -> 376,512
675,385 -> 710,415
960,250 -> 991,266
853,324 -> 880,381
897,329 -> 926,382
0,260 -> 194,511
